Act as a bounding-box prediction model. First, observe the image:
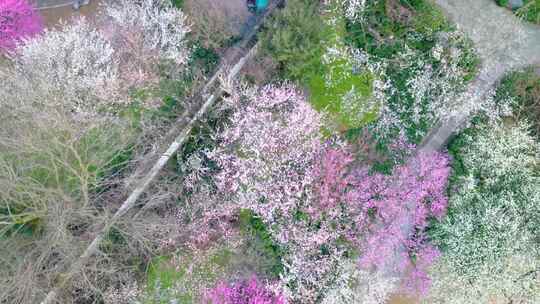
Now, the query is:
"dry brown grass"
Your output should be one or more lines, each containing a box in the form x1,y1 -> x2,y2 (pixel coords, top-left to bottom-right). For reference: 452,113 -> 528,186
183,0 -> 249,52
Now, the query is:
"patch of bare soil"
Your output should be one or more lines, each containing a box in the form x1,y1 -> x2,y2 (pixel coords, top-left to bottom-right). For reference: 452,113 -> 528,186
387,294 -> 418,304
39,0 -> 105,28
183,0 -> 251,52
213,0 -> 251,34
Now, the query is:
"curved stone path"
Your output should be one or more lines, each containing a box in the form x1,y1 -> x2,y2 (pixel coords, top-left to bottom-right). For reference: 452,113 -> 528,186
420,0 -> 540,152
380,2 -> 540,300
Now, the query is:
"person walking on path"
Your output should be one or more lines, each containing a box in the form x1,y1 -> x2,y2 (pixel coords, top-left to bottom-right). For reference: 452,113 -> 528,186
72,0 -> 89,10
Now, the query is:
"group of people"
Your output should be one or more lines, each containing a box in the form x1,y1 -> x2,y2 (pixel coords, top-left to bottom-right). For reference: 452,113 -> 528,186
247,0 -> 270,12
72,0 -> 90,10
247,0 -> 256,12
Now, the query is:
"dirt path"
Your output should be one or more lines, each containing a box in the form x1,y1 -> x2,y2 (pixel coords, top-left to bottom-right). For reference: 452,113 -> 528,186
420,0 -> 540,152
39,0 -> 104,28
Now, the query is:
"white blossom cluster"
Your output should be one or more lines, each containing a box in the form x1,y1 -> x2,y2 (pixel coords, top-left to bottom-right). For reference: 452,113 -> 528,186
1,0 -> 191,118
367,31 -> 479,141
335,0 -> 370,23
103,281 -> 141,304
428,121 -> 540,303
428,253 -> 540,304
7,19 -> 121,115
105,0 -> 190,65
280,237 -> 344,303
321,261 -> 399,304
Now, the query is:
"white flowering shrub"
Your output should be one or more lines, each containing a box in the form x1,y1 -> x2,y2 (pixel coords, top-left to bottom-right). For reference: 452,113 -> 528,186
428,120 -> 540,303
103,281 -> 141,304
337,0 -> 369,22
8,19 -> 121,115
321,261 -> 399,304
427,253 -> 540,304
366,30 -> 479,143
104,0 -> 190,65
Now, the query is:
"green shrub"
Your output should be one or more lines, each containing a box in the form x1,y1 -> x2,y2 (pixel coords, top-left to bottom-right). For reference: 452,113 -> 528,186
238,209 -> 284,278
495,67 -> 540,138
259,0 -> 326,81
142,244 -> 267,304
517,0 -> 540,24
171,0 -> 183,8
496,0 -> 540,24
142,248 -> 236,303
262,1 -> 379,130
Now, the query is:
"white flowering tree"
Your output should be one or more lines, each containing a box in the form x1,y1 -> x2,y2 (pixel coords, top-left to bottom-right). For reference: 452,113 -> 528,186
321,261 -> 399,304
5,19 -> 121,116
427,120 -> 540,303
104,0 -> 190,64
2,0 -> 191,116
100,0 -> 190,101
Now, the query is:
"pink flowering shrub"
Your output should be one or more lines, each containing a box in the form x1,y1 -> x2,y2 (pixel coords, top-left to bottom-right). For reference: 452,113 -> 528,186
204,276 -> 285,304
351,151 -> 450,295
308,147 -> 354,219
211,84 -> 352,301
306,146 -> 450,297
208,83 -> 451,301
0,0 -> 43,52
213,84 -> 323,225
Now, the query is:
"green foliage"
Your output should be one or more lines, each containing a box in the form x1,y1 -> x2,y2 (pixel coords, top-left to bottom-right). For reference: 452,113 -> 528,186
496,0 -> 540,24
145,256 -> 192,303
517,0 -> 540,24
260,0 -> 325,81
495,67 -> 540,138
309,10 -> 379,129
171,0 -> 184,8
238,209 -> 284,278
143,248 -> 234,304
345,0 -> 451,58
190,44 -> 220,75
262,1 -> 379,130
409,0 -> 452,34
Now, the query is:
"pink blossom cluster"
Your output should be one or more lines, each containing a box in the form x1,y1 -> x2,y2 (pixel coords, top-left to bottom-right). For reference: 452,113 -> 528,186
0,0 -> 43,52
306,145 -> 450,296
351,151 -> 450,295
211,85 -> 352,300
210,84 -> 451,300
204,276 -> 285,304
213,84 -> 323,225
308,147 -> 354,219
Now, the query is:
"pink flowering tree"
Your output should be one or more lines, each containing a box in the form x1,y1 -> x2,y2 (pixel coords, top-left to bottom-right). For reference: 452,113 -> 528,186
208,83 -> 451,300
0,0 -> 43,52
211,84 -> 353,301
212,84 -> 324,226
204,276 -> 285,304
308,145 -> 450,297
350,151 -> 450,296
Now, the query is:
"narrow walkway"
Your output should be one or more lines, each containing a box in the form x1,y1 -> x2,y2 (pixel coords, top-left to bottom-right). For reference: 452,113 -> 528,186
420,0 -> 540,152
32,0 -> 89,10
39,0 -> 103,28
